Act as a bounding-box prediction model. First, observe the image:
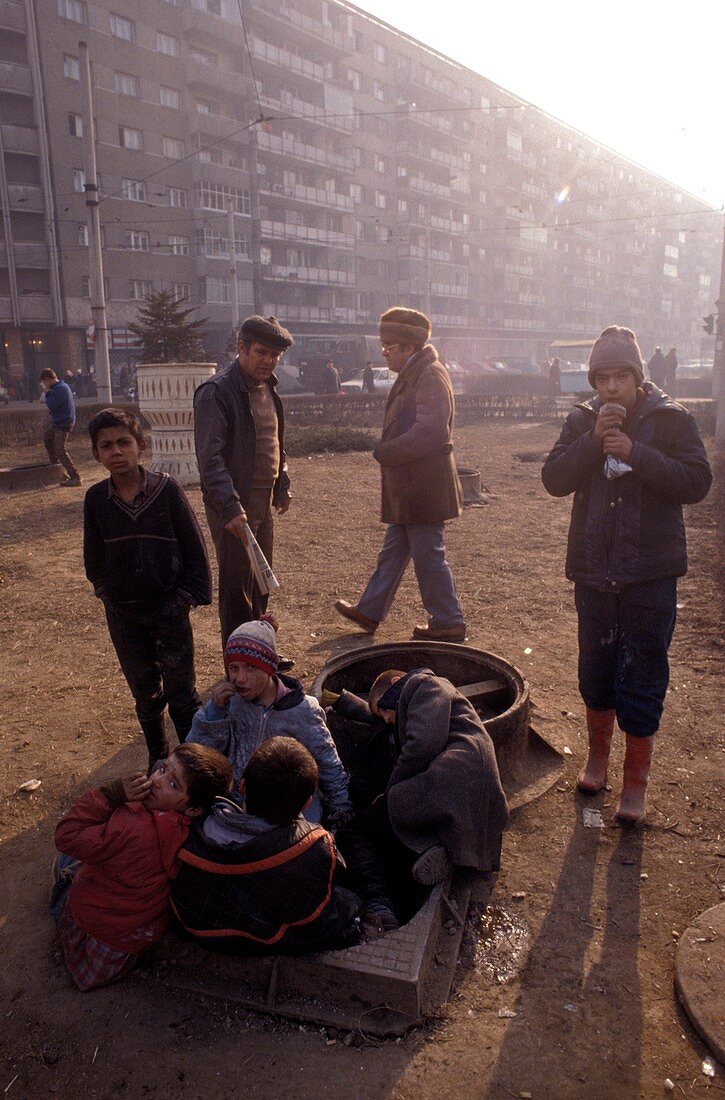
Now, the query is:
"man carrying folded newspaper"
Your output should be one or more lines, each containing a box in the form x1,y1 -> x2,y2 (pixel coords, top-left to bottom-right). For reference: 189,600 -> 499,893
194,316 -> 293,648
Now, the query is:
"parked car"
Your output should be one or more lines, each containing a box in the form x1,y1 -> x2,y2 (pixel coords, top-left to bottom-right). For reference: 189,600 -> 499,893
341,366 -> 396,393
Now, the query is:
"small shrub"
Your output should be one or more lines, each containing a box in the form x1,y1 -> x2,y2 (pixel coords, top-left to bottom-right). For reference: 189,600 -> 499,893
285,426 -> 376,456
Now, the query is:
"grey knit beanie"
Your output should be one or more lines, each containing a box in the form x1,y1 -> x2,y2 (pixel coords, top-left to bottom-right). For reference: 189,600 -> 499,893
588,326 -> 645,386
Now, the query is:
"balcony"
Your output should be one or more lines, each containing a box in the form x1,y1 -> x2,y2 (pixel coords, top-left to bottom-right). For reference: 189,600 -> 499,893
263,303 -> 357,323
18,295 -> 54,322
260,219 -> 354,249
0,0 -> 25,32
0,296 -> 12,322
431,283 -> 469,298
261,264 -> 355,286
186,60 -> 243,95
257,130 -> 353,173
7,184 -> 44,212
258,92 -> 353,133
259,180 -> 353,211
10,241 -> 49,267
182,6 -> 234,45
409,176 -> 451,200
430,214 -> 465,234
0,61 -> 32,96
247,0 -> 355,54
410,69 -> 472,107
1,124 -> 39,156
249,35 -> 324,82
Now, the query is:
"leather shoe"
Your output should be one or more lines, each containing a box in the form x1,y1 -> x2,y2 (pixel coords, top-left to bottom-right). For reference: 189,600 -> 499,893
334,599 -> 378,633
412,623 -> 467,642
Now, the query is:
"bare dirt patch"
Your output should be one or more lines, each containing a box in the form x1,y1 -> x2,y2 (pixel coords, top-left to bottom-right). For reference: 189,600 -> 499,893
0,420 -> 722,1099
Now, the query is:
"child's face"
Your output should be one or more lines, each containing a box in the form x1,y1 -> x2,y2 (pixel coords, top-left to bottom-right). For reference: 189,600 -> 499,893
144,753 -> 198,814
93,426 -> 144,475
227,660 -> 273,702
593,367 -> 638,411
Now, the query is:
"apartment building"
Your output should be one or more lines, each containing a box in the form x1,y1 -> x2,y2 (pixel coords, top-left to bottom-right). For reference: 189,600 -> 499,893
0,0 -> 720,391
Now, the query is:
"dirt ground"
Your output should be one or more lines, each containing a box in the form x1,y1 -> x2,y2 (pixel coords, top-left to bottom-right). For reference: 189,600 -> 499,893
0,418 -> 722,1100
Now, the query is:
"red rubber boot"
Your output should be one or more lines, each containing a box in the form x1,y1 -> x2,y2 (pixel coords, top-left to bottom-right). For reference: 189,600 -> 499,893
577,707 -> 615,793
616,734 -> 655,825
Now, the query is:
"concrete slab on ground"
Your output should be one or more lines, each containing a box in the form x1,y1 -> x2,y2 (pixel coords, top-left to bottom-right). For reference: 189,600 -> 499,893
675,901 -> 725,1063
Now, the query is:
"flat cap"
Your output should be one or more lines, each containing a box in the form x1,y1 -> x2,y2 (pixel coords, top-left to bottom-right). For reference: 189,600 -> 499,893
239,315 -> 294,350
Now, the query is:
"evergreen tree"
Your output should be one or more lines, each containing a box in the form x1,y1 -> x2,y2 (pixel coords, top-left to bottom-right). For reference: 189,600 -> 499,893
130,290 -> 208,363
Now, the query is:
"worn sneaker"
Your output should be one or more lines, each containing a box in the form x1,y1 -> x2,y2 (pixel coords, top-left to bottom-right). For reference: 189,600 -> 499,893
412,844 -> 453,885
59,475 -> 82,487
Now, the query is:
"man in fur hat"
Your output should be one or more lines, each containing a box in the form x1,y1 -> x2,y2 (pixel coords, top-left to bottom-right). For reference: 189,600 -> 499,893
334,307 -> 465,641
542,325 -> 711,825
194,316 -> 293,647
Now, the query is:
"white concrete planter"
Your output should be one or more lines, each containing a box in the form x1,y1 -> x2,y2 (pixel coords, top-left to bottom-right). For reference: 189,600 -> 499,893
137,362 -> 216,486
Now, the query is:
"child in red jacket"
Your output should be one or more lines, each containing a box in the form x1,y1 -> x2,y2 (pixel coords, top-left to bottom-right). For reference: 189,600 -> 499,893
52,743 -> 232,991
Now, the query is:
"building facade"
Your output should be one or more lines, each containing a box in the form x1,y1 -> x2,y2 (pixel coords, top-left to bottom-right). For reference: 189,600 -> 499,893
0,0 -> 720,391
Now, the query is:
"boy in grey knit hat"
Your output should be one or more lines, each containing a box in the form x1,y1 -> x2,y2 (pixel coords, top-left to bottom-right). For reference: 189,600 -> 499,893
542,325 -> 711,825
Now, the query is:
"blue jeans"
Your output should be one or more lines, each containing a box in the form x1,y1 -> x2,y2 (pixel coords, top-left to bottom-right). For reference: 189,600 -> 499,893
357,522 -> 464,629
575,578 -> 677,738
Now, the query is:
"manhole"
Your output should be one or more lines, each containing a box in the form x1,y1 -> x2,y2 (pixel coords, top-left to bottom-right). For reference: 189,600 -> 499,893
0,462 -> 62,493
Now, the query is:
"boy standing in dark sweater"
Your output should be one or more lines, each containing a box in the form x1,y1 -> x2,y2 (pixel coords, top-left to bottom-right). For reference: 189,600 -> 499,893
83,409 -> 212,767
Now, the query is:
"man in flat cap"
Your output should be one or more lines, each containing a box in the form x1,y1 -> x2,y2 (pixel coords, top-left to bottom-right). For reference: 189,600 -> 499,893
194,316 -> 293,647
334,307 -> 465,641
542,324 -> 711,825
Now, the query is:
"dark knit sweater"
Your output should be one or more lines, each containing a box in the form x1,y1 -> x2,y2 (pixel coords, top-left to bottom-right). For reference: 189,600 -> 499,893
83,468 -> 212,606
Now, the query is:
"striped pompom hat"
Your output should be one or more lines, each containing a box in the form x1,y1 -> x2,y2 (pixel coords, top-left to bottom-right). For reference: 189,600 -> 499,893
224,618 -> 279,676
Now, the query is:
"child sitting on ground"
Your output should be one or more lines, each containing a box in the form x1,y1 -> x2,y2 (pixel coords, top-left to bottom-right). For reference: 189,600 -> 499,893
52,744 -> 232,991
83,408 -> 212,768
187,618 -> 353,826
171,737 -> 364,954
335,667 -> 509,920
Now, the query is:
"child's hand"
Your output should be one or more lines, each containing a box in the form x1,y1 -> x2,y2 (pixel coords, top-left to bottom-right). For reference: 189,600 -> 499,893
210,680 -> 236,707
122,771 -> 153,803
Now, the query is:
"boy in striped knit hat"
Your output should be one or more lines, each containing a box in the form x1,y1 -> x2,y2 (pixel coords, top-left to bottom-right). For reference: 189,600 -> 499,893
188,617 -> 353,827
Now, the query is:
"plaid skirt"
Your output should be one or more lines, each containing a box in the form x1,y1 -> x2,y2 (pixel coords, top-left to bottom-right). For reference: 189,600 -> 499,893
58,902 -> 138,991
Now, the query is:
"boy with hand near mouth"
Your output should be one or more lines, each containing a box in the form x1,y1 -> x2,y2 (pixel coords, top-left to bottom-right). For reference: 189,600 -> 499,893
83,408 -> 212,768
52,743 -> 232,990
188,618 -> 353,827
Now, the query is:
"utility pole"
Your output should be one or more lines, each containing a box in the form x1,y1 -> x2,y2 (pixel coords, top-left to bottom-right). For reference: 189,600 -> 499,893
79,40 -> 112,403
227,204 -> 240,334
714,212 -> 725,444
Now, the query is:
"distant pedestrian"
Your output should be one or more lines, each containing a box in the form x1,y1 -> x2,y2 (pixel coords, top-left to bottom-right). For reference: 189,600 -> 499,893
664,347 -> 678,397
362,361 -> 375,393
548,357 -> 561,395
40,368 -> 82,487
322,358 -> 341,394
647,346 -> 666,387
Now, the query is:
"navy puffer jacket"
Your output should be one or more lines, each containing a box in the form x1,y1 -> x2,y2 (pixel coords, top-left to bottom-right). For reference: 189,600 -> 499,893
541,383 -> 712,591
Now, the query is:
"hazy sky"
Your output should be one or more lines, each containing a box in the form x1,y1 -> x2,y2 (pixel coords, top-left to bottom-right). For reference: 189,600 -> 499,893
358,0 -> 724,210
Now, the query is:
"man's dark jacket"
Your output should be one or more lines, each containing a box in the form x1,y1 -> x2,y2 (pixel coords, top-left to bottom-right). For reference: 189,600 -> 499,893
541,383 -> 712,591
193,361 -> 289,526
171,804 -> 360,955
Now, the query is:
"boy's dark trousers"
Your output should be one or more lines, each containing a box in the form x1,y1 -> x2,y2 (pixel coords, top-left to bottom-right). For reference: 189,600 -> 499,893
103,595 -> 202,759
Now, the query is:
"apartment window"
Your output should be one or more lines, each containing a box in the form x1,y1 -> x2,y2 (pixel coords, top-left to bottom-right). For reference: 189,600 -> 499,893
397,198 -> 407,214
355,219 -> 364,240
196,98 -> 214,115
121,178 -> 147,202
169,235 -> 189,255
160,85 -> 181,109
196,182 -> 250,214
114,71 -> 138,96
163,137 -> 184,159
197,228 -> 227,256
167,186 -> 187,207
346,69 -> 361,91
203,277 -> 230,303
374,190 -> 387,209
198,149 -> 222,164
127,230 -> 150,251
119,126 -> 143,150
110,13 -> 134,41
373,42 -> 386,63
73,168 -> 86,193
156,32 -> 179,57
172,283 -> 191,300
130,279 -> 153,300
349,183 -> 361,203
63,54 -> 80,80
58,0 -> 86,24
373,80 -> 385,102
77,223 -> 88,246
374,154 -> 385,174
82,276 -> 110,298
190,47 -> 216,66
68,113 -> 83,138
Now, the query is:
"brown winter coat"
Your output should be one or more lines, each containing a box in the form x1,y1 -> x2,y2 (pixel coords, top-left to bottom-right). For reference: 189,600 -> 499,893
373,344 -> 462,525
386,670 -> 509,873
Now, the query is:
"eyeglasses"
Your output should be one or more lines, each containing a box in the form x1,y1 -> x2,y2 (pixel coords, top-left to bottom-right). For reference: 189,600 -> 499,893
381,342 -> 401,353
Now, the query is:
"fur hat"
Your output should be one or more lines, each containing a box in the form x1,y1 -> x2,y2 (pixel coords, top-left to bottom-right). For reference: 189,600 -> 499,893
225,619 -> 279,676
239,315 -> 293,351
379,307 -> 431,349
588,326 -> 645,386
